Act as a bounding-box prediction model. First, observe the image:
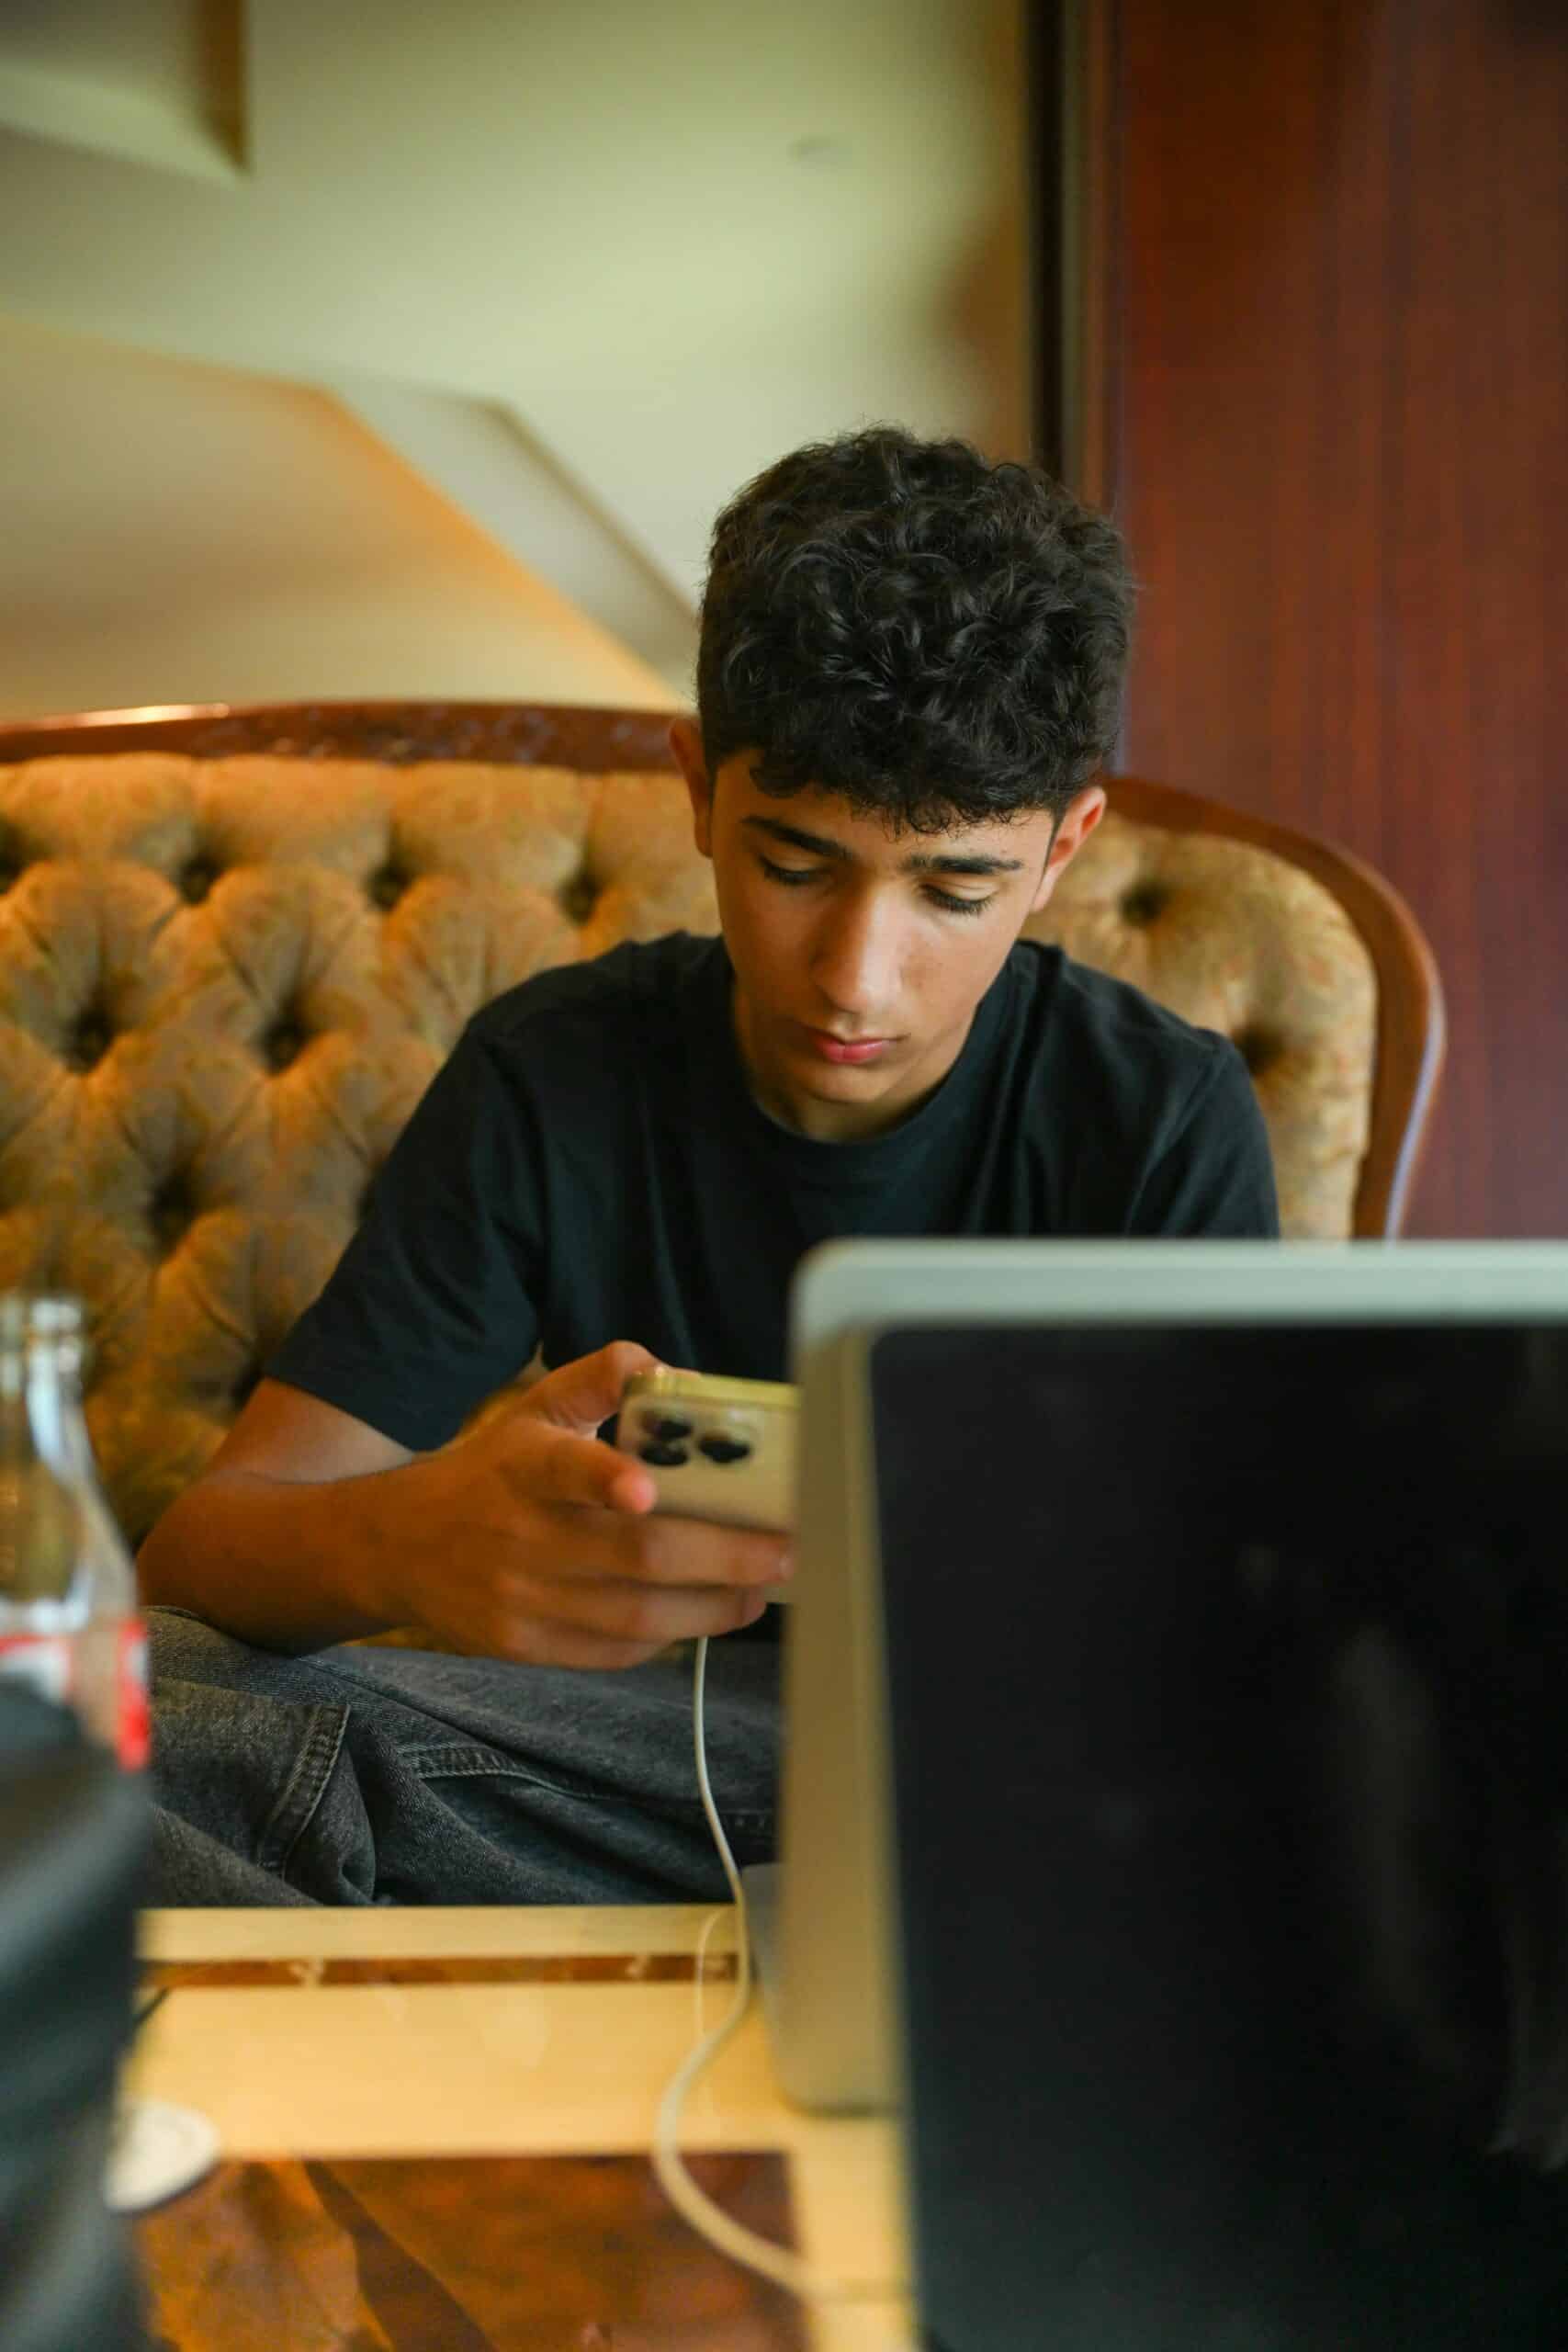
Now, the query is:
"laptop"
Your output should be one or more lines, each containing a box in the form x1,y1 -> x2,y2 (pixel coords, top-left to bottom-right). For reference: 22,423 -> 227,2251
750,1239 -> 1568,2349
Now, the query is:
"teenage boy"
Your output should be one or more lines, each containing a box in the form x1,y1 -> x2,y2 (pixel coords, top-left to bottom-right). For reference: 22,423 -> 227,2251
140,425 -> 1279,1905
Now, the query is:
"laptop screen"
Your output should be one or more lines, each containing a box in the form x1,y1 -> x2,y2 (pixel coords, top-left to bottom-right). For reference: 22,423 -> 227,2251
870,1319 -> 1568,2350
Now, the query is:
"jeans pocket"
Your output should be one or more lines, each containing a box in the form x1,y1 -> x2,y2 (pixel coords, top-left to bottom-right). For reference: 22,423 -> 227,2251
405,1740 -> 700,1813
152,1674 -> 350,1879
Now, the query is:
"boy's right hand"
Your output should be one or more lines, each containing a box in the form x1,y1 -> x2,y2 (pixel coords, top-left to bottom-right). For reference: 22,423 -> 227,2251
389,1342 -> 794,1669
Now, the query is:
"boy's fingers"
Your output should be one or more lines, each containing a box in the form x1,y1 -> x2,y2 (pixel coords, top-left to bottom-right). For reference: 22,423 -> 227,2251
503,1423 -> 655,1514
522,1442 -> 792,1586
522,1341 -> 663,1437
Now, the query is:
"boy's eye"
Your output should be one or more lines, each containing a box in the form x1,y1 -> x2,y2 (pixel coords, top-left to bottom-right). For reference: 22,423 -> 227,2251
926,889 -> 993,919
759,854 -> 994,918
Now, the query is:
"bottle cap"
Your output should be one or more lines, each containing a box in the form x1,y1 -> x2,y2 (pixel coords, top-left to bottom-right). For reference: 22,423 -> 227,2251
0,1295 -> 84,1343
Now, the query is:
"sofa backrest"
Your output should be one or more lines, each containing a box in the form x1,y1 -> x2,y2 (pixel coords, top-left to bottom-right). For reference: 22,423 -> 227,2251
0,749 -> 1378,1546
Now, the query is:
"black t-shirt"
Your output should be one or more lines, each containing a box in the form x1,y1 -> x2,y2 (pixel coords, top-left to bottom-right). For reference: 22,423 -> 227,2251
268,931 -> 1280,1451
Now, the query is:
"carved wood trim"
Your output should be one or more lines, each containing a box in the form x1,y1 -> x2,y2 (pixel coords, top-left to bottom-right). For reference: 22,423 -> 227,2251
1107,775 -> 1446,1239
0,698 -> 682,771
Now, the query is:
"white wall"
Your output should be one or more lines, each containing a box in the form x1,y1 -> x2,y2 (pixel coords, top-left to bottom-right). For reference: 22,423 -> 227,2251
0,0 -> 1030,613
0,314 -> 683,723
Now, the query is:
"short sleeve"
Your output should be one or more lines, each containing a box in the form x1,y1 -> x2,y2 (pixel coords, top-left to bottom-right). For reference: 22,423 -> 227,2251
264,1026 -> 546,1448
1125,1042 -> 1281,1238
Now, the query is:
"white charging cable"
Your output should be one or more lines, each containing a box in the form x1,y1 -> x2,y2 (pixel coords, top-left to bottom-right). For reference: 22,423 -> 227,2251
649,1634 -> 917,2342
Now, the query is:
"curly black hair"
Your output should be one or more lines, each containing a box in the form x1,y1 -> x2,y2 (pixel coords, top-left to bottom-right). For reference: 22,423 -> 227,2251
694,424 -> 1136,834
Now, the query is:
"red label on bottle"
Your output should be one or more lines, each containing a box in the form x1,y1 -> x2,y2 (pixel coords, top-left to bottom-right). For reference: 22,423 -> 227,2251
0,1630 -> 75,1711
118,1618 -> 150,1770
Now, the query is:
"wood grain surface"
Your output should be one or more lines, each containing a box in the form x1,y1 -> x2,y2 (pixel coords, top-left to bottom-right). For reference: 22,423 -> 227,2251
142,1953 -> 736,1991
136,2154 -> 804,2351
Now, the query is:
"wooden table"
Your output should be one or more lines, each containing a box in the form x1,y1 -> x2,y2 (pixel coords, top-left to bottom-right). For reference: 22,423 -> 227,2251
129,1905 -> 915,2352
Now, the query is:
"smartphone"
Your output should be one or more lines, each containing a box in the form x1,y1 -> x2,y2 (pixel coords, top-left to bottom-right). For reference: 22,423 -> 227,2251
615,1368 -> 797,1538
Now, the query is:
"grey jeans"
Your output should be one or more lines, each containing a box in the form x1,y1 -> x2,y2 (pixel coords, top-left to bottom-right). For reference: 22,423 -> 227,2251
147,1608 -> 780,1906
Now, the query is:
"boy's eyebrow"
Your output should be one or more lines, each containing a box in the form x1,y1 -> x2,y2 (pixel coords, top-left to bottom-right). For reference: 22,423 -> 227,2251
741,815 -> 1026,876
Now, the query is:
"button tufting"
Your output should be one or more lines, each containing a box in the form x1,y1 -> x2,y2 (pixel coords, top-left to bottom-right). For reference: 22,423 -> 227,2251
230,1366 -> 261,1415
66,1012 -> 112,1073
367,862 -> 409,911
263,1017 -> 307,1072
1235,1025 -> 1283,1076
179,856 -> 220,904
1121,882 -> 1168,927
558,871 -> 599,924
0,858 -> 20,895
151,1171 -> 197,1254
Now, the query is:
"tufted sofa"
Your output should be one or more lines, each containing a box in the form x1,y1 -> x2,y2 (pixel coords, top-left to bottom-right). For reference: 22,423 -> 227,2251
0,700 -> 1442,1556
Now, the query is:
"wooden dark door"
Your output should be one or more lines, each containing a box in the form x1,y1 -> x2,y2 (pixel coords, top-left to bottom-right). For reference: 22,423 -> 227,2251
1034,0 -> 1567,1237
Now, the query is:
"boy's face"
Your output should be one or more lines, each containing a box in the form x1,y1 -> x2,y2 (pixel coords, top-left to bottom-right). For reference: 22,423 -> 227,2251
670,718 -> 1105,1142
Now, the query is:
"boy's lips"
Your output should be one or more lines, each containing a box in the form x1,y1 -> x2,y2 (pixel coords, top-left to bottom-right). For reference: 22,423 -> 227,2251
798,1024 -> 895,1066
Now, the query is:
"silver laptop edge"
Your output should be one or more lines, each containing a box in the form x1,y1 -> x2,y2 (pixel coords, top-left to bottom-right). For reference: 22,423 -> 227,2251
776,1239 -> 1568,2116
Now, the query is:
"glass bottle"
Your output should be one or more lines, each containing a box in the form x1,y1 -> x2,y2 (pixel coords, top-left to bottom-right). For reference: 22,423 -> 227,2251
0,1295 -> 149,1768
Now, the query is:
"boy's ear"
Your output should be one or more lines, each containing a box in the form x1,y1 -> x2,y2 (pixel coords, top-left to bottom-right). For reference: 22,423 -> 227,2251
1028,785 -> 1107,914
668,717 -> 715,856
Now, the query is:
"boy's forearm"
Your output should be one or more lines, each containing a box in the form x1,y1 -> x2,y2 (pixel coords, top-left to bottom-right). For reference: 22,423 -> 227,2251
136,1463 -> 421,1654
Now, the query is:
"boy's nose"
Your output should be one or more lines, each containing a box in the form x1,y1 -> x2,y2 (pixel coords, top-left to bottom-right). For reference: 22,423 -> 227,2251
809,897 -> 898,1022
